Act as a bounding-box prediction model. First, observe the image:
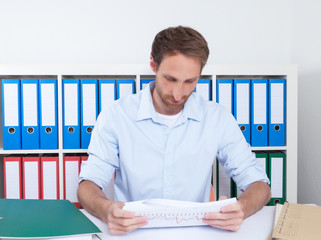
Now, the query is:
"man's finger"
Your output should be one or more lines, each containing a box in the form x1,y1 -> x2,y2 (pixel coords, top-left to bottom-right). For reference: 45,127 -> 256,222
109,219 -> 148,234
204,209 -> 243,220
220,202 -> 242,213
117,216 -> 148,227
203,218 -> 243,231
113,208 -> 135,218
218,195 -> 228,201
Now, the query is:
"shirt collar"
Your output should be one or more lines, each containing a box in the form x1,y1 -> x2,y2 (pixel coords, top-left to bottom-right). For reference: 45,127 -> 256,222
136,81 -> 203,122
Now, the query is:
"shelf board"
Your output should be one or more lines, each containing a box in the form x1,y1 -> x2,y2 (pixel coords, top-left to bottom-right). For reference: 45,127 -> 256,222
0,149 -> 60,154
251,146 -> 288,151
62,149 -> 88,154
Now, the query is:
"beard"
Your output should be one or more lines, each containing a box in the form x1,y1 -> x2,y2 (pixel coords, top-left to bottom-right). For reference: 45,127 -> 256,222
154,83 -> 192,113
162,94 -> 189,110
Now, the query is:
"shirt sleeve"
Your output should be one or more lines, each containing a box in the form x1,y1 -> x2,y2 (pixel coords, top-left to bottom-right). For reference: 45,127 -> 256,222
216,109 -> 270,191
79,108 -> 120,190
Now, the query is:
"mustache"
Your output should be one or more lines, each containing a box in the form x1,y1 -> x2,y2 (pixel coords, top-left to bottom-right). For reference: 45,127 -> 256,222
165,94 -> 190,102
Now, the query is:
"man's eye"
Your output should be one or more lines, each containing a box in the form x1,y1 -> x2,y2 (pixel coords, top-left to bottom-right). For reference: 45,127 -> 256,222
186,79 -> 197,84
166,77 -> 175,82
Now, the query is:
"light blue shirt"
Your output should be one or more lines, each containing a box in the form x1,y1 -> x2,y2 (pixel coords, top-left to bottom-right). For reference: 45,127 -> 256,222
79,82 -> 269,202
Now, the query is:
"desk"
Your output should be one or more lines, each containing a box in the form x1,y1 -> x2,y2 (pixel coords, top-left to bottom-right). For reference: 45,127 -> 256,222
82,206 -> 275,240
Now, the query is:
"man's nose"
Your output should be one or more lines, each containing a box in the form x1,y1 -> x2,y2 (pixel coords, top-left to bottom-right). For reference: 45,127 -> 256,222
172,83 -> 184,101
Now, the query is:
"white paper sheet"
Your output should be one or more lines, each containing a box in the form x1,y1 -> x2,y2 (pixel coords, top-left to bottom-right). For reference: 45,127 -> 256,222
270,83 -> 284,124
101,84 -> 115,111
42,161 -> 58,199
3,83 -> 19,126
271,157 -> 283,198
253,83 -> 266,124
123,198 -> 237,228
82,206 -> 275,240
218,83 -> 232,113
236,84 -> 249,124
82,84 -> 97,126
24,161 -> 40,199
65,161 -> 80,202
196,83 -> 209,101
64,83 -> 78,126
119,84 -> 133,98
5,161 -> 20,198
41,83 -> 56,126
23,83 -> 38,126
218,163 -> 232,198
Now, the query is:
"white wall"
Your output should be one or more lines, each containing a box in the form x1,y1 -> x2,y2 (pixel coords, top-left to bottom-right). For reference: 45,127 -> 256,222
0,0 -> 292,65
0,0 -> 320,204
290,0 -> 321,205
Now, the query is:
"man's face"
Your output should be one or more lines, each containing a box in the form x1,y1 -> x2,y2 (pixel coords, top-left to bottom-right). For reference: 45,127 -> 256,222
150,53 -> 201,115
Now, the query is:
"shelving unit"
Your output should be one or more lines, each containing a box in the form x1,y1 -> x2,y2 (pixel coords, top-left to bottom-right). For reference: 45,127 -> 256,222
0,64 -> 298,203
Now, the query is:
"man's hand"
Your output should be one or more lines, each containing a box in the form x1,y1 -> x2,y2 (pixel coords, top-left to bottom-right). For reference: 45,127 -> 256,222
202,196 -> 244,231
106,201 -> 148,234
77,180 -> 148,235
203,182 -> 271,231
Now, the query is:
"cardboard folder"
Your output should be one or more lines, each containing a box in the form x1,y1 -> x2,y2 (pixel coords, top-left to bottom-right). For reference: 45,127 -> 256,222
62,79 -> 80,149
0,199 -> 101,238
2,79 -> 22,150
22,155 -> 41,199
272,202 -> 321,240
41,156 -> 59,199
3,156 -> 22,199
21,79 -> 40,149
268,78 -> 286,146
80,79 -> 98,149
251,79 -> 268,146
234,79 -> 251,144
39,79 -> 58,149
64,155 -> 81,208
268,152 -> 286,205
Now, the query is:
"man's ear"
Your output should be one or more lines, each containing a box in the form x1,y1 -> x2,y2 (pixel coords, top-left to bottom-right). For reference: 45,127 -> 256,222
150,56 -> 157,73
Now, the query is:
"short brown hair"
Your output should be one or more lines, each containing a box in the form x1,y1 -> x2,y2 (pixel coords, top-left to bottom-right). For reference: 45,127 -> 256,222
151,26 -> 209,71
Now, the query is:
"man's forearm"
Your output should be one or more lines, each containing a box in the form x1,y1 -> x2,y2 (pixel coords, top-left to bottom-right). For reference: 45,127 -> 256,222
238,181 -> 271,219
77,180 -> 114,223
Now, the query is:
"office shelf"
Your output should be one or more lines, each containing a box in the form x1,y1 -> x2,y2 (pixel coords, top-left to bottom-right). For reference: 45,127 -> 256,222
0,64 -> 298,202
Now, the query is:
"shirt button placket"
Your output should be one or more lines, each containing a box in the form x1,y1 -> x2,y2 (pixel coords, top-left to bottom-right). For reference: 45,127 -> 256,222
163,128 -> 173,199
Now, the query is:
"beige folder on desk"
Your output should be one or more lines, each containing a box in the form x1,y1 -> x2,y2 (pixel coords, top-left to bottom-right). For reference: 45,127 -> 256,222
272,202 -> 321,240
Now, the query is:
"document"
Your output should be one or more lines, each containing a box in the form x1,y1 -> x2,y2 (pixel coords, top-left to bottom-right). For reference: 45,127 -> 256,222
272,202 -> 321,240
123,198 -> 236,228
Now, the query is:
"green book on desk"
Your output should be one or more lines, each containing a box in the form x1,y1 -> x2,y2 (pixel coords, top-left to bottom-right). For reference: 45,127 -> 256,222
0,199 -> 101,238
